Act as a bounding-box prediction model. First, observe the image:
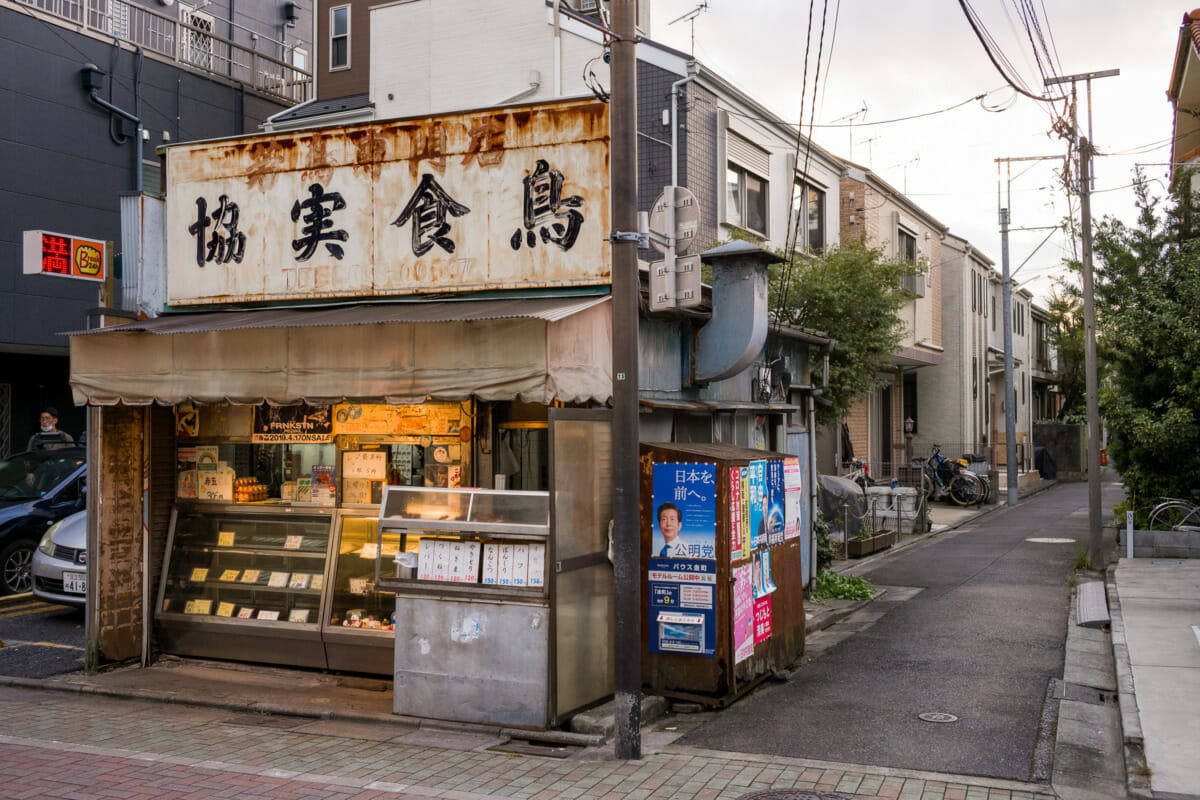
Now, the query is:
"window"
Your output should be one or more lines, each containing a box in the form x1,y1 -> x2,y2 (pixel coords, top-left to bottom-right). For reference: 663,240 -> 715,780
898,228 -> 917,262
726,165 -> 768,236
972,272 -> 977,313
992,296 -> 996,331
791,181 -> 825,254
972,356 -> 978,399
330,5 -> 350,70
292,47 -> 308,71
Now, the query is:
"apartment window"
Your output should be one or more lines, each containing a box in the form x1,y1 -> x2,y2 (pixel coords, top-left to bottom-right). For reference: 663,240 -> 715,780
792,181 -> 825,254
898,228 -> 917,262
992,296 -> 996,331
330,5 -> 350,70
292,47 -> 308,71
971,272 -> 977,313
727,165 -> 768,236
972,356 -> 978,399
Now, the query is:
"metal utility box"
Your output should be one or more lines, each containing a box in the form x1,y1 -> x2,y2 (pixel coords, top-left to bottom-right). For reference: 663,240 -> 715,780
640,443 -> 809,706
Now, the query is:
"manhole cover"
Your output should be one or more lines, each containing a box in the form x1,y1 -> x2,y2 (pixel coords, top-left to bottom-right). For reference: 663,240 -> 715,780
737,792 -> 855,800
1026,537 -> 1075,544
918,712 -> 959,723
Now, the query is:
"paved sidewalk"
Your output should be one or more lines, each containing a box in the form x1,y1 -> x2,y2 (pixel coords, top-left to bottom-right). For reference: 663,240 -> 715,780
1112,558 -> 1200,799
0,682 -> 1057,800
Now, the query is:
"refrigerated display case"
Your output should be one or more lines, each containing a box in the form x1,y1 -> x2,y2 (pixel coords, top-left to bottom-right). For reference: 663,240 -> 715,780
156,504 -> 335,668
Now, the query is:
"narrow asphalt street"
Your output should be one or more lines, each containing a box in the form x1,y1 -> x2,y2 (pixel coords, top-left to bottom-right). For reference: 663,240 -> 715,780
678,478 -> 1123,782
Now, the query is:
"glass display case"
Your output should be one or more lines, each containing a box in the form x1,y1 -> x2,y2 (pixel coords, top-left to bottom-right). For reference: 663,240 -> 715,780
155,505 -> 335,669
321,511 -> 403,674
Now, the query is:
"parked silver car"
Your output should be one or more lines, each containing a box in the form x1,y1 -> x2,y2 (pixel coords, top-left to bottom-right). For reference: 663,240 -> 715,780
32,510 -> 87,607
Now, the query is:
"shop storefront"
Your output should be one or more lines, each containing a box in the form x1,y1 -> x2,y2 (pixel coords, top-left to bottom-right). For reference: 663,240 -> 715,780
69,97 -> 828,727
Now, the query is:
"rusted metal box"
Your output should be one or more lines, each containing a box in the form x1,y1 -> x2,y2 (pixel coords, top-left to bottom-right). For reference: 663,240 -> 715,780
640,443 -> 807,707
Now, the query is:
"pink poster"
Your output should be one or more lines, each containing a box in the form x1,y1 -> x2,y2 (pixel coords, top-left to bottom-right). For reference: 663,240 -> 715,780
733,563 -> 754,664
753,595 -> 773,644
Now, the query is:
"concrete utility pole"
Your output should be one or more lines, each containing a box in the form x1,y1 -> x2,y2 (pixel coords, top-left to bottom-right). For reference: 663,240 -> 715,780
995,154 -> 1058,507
1045,69 -> 1118,568
999,204 -> 1017,507
609,0 -> 642,761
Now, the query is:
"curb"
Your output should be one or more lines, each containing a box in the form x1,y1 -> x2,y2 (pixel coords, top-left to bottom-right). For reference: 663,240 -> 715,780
0,674 -> 606,748
1107,571 -> 1152,799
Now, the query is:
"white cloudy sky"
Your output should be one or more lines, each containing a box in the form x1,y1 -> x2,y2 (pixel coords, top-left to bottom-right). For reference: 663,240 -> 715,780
646,0 -> 1185,304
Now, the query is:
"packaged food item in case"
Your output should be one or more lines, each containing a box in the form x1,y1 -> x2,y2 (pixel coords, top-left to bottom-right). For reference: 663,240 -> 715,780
233,477 -> 269,503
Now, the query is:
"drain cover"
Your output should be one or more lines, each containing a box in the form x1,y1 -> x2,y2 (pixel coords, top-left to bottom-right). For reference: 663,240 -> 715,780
737,792 -> 855,800
918,711 -> 958,723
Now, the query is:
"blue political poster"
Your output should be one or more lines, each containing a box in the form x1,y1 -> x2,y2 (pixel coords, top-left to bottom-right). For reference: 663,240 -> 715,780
766,460 -> 786,546
651,462 -> 717,560
748,460 -> 766,550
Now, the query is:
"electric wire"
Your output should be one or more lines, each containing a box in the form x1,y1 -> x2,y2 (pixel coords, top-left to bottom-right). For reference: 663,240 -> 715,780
956,0 -> 1064,105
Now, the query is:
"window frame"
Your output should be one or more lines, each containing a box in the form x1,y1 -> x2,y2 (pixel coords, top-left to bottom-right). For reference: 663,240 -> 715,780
329,4 -> 350,71
791,179 -> 826,255
725,163 -> 769,237
897,227 -> 917,263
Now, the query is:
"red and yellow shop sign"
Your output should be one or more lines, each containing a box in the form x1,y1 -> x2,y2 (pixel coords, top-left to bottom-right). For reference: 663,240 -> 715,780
22,230 -> 107,282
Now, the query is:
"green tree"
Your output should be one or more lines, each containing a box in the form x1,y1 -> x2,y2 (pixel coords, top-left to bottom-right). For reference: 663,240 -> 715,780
1045,285 -> 1086,420
1091,173 -> 1200,509
771,239 -> 917,427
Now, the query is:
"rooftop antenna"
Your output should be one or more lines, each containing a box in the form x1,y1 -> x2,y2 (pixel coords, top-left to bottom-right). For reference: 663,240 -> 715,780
828,102 -> 867,159
857,135 -> 881,168
668,1 -> 709,58
888,154 -> 920,193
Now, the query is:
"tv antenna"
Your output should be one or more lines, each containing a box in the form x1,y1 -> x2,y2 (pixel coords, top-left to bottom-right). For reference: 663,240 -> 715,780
668,1 -> 709,57
829,102 -> 867,159
888,154 -> 921,193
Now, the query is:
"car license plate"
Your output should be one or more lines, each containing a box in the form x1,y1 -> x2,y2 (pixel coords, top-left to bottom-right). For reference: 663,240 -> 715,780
63,571 -> 86,594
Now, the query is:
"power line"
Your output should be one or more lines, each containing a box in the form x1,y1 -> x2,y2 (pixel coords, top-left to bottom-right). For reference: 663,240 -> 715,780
724,92 -> 988,131
957,0 -> 1064,105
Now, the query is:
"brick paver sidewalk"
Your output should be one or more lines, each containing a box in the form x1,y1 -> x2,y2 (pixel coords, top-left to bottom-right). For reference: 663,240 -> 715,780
0,686 -> 1054,800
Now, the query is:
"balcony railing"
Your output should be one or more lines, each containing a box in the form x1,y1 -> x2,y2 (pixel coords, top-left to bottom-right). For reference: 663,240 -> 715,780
15,0 -> 312,105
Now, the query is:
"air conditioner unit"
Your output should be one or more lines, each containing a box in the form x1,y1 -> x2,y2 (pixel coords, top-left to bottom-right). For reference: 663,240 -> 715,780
566,0 -> 600,13
901,272 -> 926,298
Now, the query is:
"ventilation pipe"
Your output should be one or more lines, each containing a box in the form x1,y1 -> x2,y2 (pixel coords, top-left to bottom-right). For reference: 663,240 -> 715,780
694,240 -> 782,383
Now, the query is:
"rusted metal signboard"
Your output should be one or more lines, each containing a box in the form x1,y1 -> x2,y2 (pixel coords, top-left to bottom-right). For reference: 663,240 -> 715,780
165,99 -> 610,305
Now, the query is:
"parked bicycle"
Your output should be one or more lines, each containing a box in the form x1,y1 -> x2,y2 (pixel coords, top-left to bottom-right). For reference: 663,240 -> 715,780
918,444 -> 985,506
842,458 -> 897,491
1147,492 -> 1200,530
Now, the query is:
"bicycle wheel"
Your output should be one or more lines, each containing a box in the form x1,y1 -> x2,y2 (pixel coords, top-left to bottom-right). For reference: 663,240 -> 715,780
948,472 -> 984,506
922,472 -> 935,502
1148,501 -> 1199,530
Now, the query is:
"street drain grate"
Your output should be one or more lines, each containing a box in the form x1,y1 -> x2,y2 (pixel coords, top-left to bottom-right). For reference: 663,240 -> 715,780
487,740 -> 578,759
737,792 -> 855,800
918,712 -> 959,723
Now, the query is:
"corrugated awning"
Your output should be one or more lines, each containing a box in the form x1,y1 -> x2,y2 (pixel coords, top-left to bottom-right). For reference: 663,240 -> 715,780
69,296 -> 612,407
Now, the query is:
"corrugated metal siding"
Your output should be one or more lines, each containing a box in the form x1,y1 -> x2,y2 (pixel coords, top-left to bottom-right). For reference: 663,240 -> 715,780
71,295 -> 611,336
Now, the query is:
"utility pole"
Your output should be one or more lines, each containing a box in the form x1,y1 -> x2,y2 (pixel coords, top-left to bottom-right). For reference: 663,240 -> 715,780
995,154 -> 1058,507
609,0 -> 641,761
1045,68 -> 1118,568
999,203 -> 1017,507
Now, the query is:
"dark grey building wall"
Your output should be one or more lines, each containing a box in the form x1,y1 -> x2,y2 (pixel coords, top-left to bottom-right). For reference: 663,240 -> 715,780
635,60 -> 720,259
0,5 -> 298,453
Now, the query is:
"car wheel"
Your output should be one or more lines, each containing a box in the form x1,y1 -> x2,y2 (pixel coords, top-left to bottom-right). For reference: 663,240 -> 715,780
0,539 -> 36,595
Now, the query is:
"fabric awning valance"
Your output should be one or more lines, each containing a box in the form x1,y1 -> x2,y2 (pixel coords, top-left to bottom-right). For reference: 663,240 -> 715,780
69,296 -> 612,407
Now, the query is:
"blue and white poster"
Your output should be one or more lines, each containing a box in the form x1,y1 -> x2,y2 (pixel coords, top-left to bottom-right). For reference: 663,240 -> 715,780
651,462 -> 717,560
648,557 -> 717,657
748,460 -> 766,550
765,460 -> 786,546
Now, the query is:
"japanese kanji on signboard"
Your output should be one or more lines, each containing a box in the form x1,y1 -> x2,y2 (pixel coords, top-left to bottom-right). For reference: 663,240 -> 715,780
22,230 -> 106,282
